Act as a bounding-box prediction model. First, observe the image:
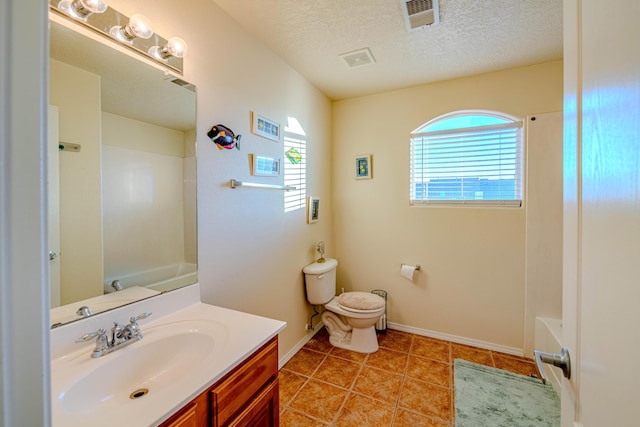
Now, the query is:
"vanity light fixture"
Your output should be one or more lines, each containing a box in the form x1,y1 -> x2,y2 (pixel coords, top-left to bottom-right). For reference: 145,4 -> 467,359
50,0 -> 187,74
149,36 -> 188,60
57,0 -> 107,20
109,13 -> 154,42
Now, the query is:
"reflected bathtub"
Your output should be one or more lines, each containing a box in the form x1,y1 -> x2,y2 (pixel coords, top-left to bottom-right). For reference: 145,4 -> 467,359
104,263 -> 197,294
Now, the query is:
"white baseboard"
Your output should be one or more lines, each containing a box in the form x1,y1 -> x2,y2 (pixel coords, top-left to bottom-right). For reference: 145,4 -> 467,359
279,321 -> 324,369
387,322 -> 525,357
279,321 -> 525,368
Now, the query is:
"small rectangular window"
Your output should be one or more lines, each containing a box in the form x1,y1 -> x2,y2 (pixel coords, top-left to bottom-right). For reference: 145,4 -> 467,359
410,121 -> 523,206
284,136 -> 306,212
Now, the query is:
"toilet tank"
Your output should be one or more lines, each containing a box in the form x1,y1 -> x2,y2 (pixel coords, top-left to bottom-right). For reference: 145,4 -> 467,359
303,258 -> 338,305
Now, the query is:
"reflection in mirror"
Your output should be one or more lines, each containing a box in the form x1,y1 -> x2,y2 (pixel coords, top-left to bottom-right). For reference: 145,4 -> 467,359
49,17 -> 197,327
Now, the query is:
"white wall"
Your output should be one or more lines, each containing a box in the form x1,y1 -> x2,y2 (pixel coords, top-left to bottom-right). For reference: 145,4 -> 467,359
0,0 -> 50,424
102,112 -> 193,281
524,112 -> 563,355
50,59 -> 104,304
333,61 -> 563,352
106,0 -> 334,358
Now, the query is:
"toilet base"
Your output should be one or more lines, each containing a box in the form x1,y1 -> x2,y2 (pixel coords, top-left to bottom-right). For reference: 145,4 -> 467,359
328,327 -> 379,353
321,310 -> 380,353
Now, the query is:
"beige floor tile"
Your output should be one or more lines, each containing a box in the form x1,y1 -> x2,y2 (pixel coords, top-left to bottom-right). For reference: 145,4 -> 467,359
280,408 -> 330,427
451,344 -> 493,366
289,379 -> 349,423
410,337 -> 451,363
282,329 -> 543,426
279,370 -> 308,406
393,409 -> 451,427
406,355 -> 451,387
329,346 -> 368,363
335,393 -> 394,427
366,347 -> 409,374
284,348 -> 326,376
353,366 -> 403,405
399,377 -> 451,423
377,330 -> 413,353
313,355 -> 362,389
304,328 -> 333,354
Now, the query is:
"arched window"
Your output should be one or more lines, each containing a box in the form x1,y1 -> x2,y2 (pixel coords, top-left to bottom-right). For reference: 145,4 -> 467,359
410,110 -> 523,206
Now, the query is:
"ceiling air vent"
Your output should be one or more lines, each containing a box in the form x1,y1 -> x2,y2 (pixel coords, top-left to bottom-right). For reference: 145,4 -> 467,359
401,0 -> 439,31
339,48 -> 376,69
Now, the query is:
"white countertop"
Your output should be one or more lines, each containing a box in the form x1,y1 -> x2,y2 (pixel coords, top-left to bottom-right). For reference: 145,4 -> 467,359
50,284 -> 286,426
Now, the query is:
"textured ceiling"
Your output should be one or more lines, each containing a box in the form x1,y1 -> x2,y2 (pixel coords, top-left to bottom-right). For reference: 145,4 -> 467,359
213,0 -> 564,100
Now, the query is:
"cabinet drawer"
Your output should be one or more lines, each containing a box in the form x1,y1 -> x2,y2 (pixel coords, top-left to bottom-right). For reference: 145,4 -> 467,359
211,337 -> 278,426
227,379 -> 278,427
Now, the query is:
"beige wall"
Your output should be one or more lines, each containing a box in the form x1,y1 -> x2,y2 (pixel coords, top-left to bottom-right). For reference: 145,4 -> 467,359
332,61 -> 563,352
106,0 -> 334,358
101,0 -> 562,357
50,59 -> 104,304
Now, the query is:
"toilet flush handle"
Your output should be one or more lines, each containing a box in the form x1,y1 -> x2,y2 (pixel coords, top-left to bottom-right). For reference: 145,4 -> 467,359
317,274 -> 325,279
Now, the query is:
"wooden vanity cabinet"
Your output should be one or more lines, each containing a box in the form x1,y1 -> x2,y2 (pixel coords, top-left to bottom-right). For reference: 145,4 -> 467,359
160,336 -> 279,427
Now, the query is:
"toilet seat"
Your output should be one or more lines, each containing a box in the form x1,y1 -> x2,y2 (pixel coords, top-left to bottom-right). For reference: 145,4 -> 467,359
338,291 -> 385,313
324,292 -> 385,319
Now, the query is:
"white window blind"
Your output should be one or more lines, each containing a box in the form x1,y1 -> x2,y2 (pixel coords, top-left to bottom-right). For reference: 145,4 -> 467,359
410,118 -> 523,206
283,136 -> 306,212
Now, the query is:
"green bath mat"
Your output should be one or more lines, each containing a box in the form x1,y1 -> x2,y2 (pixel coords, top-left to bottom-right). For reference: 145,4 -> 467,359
454,359 -> 560,427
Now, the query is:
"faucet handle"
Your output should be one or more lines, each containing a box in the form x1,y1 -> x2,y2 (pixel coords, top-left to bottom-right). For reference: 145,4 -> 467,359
75,328 -> 107,343
130,312 -> 152,323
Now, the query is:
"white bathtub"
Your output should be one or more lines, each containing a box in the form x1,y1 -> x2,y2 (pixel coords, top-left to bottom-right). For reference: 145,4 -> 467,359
535,317 -> 563,395
104,263 -> 197,294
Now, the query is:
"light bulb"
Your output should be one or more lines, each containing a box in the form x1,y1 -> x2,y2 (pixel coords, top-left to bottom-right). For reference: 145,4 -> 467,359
58,0 -> 107,20
110,14 -> 154,42
149,36 -> 188,60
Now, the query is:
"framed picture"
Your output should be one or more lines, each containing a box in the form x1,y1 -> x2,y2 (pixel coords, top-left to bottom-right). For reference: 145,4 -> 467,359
355,154 -> 372,179
307,196 -> 319,224
251,154 -> 280,176
251,112 -> 280,142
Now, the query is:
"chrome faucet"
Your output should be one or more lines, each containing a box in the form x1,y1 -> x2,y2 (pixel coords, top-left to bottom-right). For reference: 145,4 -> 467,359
111,279 -> 123,291
76,306 -> 94,318
75,312 -> 152,358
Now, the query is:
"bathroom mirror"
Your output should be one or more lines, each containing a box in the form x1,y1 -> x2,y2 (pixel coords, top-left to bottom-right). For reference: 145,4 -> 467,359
49,16 -> 197,327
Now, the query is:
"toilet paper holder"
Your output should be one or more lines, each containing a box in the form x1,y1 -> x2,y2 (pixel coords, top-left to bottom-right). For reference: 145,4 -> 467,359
401,263 -> 420,270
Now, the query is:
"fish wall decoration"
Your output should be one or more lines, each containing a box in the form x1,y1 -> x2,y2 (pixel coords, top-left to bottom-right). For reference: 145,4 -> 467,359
207,124 -> 241,150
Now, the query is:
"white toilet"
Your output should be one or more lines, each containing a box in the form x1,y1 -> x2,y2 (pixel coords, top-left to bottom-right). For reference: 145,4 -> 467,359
303,258 -> 385,353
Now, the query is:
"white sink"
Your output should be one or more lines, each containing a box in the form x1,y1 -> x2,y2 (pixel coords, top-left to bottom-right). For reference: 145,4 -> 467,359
52,318 -> 230,424
50,296 -> 286,427
60,332 -> 215,414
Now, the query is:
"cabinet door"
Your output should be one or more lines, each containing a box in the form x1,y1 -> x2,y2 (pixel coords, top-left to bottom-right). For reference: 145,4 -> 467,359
212,339 -> 278,426
227,379 -> 279,427
159,393 -> 209,427
160,403 -> 197,427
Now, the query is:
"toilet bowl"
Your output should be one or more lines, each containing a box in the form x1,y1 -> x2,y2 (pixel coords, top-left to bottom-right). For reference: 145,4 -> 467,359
303,258 -> 385,353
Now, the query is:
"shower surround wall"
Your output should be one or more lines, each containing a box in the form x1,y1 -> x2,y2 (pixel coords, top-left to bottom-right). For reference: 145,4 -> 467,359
101,111 -> 196,283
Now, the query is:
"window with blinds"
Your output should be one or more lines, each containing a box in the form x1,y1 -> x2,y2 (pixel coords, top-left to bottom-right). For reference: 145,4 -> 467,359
410,111 -> 523,206
283,135 -> 306,212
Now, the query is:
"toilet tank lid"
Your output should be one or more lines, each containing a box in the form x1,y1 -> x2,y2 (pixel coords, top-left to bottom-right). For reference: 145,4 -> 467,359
303,258 -> 338,274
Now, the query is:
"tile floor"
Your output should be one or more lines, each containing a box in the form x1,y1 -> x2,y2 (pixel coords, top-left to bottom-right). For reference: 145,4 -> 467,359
279,327 -> 539,427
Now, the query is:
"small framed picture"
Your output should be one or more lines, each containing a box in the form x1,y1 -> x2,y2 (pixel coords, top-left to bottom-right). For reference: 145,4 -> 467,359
251,154 -> 280,176
251,112 -> 280,142
355,154 -> 372,179
307,196 -> 320,224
